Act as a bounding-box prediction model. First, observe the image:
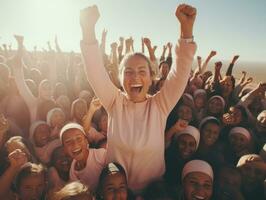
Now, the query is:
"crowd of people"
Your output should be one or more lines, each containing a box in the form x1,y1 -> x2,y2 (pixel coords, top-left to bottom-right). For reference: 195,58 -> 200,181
0,3 -> 265,200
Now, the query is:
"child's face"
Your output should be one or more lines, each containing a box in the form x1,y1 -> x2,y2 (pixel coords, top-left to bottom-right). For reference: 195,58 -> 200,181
102,173 -> 128,200
54,148 -> 72,173
183,172 -> 213,200
194,94 -> 206,109
177,105 -> 193,122
34,124 -> 50,147
208,98 -> 223,115
201,123 -> 220,146
160,63 -> 170,78
63,129 -> 88,161
98,114 -> 108,133
229,133 -> 249,154
177,134 -> 197,159
122,55 -> 152,103
18,174 -> 46,200
51,110 -> 65,128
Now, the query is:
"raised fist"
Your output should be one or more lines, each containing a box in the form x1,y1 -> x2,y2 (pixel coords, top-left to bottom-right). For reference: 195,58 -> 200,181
80,5 -> 100,32
175,4 -> 196,38
210,50 -> 217,57
110,42 -> 118,50
8,149 -> 28,170
143,37 -> 151,47
215,61 -> 222,71
89,98 -> 102,113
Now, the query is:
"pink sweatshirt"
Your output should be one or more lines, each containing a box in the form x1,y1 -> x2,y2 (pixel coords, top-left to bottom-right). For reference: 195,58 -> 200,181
81,40 -> 196,191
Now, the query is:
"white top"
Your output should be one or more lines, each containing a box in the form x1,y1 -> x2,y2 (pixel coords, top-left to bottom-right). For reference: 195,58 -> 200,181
69,148 -> 106,190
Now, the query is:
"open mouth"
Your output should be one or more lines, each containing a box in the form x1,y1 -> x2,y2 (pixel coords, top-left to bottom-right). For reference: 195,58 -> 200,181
192,195 -> 205,200
130,84 -> 143,93
72,148 -> 82,157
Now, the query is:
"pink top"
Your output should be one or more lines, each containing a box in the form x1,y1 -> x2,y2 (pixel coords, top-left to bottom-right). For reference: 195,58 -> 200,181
81,40 -> 196,191
69,148 -> 106,190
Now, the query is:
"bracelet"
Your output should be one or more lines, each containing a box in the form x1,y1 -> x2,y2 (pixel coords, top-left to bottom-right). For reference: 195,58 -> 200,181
179,36 -> 194,43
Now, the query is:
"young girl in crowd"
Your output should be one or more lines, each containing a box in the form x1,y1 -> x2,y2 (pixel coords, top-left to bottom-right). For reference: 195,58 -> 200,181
179,160 -> 214,200
29,121 -> 61,164
96,162 -> 135,200
197,116 -> 224,171
165,126 -> 200,186
48,146 -> 72,192
47,107 -> 66,139
60,123 -> 106,190
226,127 -> 253,165
236,154 -> 266,200
14,163 -> 47,200
79,3 -> 197,191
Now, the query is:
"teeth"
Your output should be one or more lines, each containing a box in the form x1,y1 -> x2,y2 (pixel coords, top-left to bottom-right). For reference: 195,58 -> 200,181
131,84 -> 143,87
73,148 -> 81,153
193,195 -> 205,200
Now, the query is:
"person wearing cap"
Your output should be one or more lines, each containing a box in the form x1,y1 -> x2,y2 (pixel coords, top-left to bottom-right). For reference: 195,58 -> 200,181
60,122 -> 106,190
226,127 -> 253,165
236,154 -> 266,200
193,89 -> 207,122
165,126 -> 200,186
205,95 -> 225,119
179,160 -> 214,200
197,116 -> 223,171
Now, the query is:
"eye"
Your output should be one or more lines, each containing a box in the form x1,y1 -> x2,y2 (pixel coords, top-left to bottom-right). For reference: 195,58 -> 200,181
139,70 -> 147,76
203,183 -> 212,190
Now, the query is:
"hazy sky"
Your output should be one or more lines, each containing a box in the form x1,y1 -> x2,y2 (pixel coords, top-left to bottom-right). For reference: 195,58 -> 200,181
1,0 -> 266,62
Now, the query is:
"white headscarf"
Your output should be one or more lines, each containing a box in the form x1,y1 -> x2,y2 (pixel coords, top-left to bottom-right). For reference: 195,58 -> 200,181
229,127 -> 251,141
60,122 -> 86,142
182,160 -> 214,181
176,125 -> 200,148
29,121 -> 48,145
46,107 -> 65,126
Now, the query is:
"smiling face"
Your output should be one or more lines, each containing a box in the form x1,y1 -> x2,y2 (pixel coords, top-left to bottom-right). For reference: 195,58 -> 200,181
208,98 -> 224,115
177,104 -> 193,122
183,172 -> 213,200
62,129 -> 89,162
53,147 -> 72,173
177,134 -> 197,160
120,54 -> 152,103
201,123 -> 220,147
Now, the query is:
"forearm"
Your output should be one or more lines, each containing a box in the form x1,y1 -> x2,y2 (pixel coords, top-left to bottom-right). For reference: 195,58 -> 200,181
82,110 -> 94,133
80,41 -> 118,111
0,166 -> 18,197
155,40 -> 196,115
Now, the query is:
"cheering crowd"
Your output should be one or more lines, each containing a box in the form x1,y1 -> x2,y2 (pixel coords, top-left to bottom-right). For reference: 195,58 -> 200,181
0,3 -> 265,200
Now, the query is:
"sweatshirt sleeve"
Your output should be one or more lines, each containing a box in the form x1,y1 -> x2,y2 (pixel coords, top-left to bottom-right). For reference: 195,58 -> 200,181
80,41 -> 118,111
154,40 -> 196,115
